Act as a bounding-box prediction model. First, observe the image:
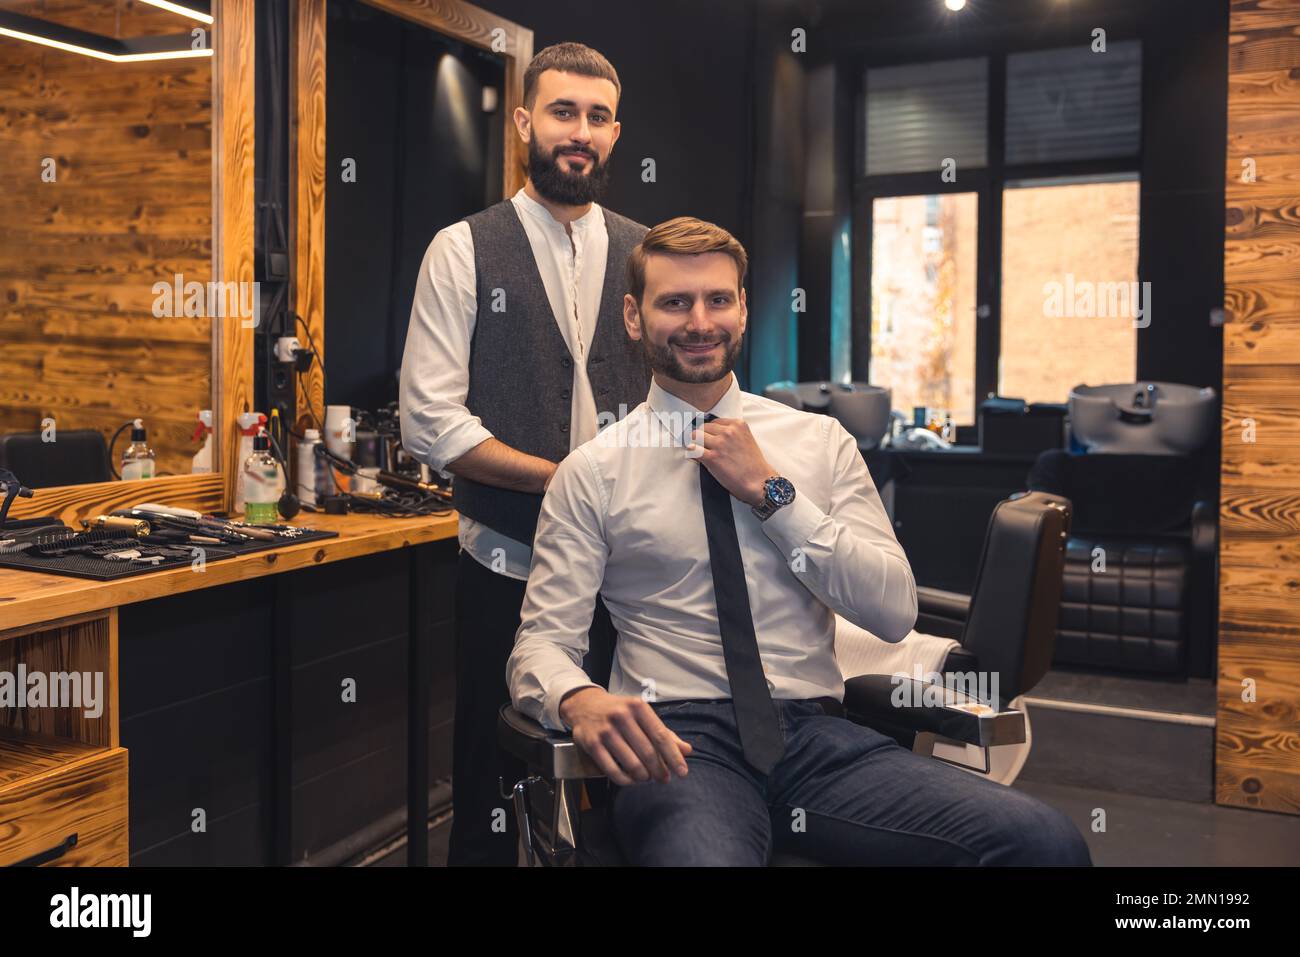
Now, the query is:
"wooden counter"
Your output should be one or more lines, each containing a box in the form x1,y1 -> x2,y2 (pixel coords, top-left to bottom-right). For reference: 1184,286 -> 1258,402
0,509 -> 462,866
0,511 -> 459,635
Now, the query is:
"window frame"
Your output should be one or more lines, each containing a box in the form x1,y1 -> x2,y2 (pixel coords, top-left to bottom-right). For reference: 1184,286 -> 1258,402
852,44 -> 1144,427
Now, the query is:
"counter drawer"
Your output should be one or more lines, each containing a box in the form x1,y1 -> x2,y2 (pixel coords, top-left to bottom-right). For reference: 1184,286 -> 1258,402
0,747 -> 129,867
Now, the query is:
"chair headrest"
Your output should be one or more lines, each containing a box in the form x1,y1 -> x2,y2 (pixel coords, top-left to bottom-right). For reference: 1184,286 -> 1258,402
960,490 -> 1072,704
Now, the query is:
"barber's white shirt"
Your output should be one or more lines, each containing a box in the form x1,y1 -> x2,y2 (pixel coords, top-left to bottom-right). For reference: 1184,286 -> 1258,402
507,373 -> 919,731
398,188 -> 610,580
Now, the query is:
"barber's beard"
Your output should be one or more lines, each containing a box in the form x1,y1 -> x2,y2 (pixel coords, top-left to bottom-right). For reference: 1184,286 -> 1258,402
639,316 -> 742,384
527,139 -> 612,206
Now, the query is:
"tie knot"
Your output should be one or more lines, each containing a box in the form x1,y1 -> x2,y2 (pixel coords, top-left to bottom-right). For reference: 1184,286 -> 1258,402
701,413 -> 718,425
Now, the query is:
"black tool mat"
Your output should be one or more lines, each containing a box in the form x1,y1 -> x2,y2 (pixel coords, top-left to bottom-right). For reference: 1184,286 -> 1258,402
0,527 -> 339,581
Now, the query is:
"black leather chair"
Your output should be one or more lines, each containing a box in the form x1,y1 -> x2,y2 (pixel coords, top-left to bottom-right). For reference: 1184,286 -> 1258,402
1028,450 -> 1217,677
0,429 -> 112,488
496,490 -> 1072,866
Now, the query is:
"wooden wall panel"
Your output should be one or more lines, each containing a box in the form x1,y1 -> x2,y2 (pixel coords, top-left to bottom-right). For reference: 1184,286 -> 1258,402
0,0 -> 214,479
1219,0 -> 1300,815
290,0 -> 326,435
211,0 -> 255,514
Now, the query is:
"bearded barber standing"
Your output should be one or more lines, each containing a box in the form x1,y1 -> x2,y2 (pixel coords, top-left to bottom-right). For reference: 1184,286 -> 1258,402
399,42 -> 649,866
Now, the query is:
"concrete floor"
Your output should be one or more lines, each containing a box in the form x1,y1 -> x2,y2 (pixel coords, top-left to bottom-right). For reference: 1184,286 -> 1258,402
1014,779 -> 1300,867
372,777 -> 1300,867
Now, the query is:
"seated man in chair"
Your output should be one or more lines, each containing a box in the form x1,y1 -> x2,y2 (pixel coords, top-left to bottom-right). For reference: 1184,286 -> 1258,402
506,216 -> 1092,867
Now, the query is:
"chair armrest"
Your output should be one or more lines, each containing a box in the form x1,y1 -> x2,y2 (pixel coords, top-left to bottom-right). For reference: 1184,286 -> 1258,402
497,705 -> 606,780
916,586 -> 970,640
917,586 -> 971,621
1191,499 -> 1217,555
843,674 -> 1025,748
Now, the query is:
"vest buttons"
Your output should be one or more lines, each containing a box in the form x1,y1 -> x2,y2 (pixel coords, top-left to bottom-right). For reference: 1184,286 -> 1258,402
599,387 -> 609,396
561,356 -> 573,368
559,423 -> 569,433
561,389 -> 571,400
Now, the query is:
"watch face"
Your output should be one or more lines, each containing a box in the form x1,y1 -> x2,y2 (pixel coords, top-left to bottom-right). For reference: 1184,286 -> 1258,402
765,476 -> 796,507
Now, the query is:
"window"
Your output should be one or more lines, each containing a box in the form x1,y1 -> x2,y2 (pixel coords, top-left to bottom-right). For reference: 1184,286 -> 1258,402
865,58 -> 988,176
870,194 -> 978,424
1000,176 -> 1139,403
856,41 -> 1142,424
1005,43 -> 1141,165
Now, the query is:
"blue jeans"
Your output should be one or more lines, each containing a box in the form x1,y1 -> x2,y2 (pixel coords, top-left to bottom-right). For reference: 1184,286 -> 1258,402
610,700 -> 1092,866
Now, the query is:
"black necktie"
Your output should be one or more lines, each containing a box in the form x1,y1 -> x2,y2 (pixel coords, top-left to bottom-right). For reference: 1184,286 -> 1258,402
695,413 -> 785,774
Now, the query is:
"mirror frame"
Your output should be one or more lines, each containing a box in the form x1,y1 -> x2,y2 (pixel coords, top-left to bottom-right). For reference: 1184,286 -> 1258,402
288,0 -> 533,439
7,0 -> 256,525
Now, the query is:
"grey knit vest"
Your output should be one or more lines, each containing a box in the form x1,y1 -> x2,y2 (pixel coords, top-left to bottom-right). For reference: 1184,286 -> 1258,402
454,200 -> 651,545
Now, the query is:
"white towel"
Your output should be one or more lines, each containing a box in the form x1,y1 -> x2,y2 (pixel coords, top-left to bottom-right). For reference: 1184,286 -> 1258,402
834,614 -> 959,681
833,615 -> 1031,786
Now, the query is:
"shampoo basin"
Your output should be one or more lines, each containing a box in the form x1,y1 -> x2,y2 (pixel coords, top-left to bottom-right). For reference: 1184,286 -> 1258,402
763,381 -> 893,449
1069,382 -> 1216,455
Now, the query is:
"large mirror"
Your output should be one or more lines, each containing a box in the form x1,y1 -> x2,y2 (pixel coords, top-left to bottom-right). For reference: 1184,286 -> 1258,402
0,0 -> 253,520
290,0 -> 528,457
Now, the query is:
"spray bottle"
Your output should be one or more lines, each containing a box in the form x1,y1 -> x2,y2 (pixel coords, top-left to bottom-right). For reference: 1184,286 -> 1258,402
191,410 -> 214,474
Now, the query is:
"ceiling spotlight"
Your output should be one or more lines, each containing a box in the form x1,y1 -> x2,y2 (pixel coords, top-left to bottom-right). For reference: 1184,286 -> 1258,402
945,0 -> 967,10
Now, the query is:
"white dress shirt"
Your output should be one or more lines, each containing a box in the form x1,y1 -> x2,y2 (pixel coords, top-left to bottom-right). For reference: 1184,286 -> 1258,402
507,373 -> 919,731
398,188 -> 611,580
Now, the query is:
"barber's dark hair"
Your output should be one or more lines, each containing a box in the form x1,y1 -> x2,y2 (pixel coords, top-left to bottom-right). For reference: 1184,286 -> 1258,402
522,42 -> 621,109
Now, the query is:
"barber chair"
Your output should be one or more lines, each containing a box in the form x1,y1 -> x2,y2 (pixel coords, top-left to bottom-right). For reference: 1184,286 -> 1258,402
1028,449 -> 1217,678
0,429 -> 112,488
497,490 -> 1071,866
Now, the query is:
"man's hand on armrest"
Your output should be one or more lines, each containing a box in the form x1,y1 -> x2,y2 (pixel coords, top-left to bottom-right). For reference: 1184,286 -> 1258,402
558,687 -> 693,786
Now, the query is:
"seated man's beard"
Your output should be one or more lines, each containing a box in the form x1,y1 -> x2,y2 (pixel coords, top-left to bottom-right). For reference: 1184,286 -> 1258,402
528,139 -> 611,205
639,317 -> 742,384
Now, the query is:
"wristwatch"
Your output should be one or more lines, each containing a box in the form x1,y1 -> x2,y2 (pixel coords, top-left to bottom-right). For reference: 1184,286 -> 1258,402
751,475 -> 796,521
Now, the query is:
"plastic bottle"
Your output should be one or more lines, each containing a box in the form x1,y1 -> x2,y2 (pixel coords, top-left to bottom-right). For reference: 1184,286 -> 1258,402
121,419 -> 156,480
191,410 -> 214,474
324,405 -> 354,493
242,429 -> 283,524
296,428 -> 322,507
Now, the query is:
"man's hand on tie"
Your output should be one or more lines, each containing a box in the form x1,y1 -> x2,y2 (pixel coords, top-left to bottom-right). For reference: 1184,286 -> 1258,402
688,418 -> 774,508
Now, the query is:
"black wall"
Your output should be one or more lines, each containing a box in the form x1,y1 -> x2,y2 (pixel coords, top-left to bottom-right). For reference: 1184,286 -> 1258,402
473,0 -> 758,292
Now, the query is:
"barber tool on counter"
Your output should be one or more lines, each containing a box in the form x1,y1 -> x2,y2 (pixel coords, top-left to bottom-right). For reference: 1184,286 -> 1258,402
310,440 -> 452,518
0,466 -> 36,534
110,504 -> 309,542
285,400 -> 449,519
0,454 -> 339,579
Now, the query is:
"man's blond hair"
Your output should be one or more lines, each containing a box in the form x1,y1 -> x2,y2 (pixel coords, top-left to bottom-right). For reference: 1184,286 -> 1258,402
626,217 -> 748,305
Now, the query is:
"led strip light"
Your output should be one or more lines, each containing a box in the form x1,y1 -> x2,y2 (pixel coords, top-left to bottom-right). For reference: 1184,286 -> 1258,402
0,9 -> 213,62
139,0 -> 214,26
